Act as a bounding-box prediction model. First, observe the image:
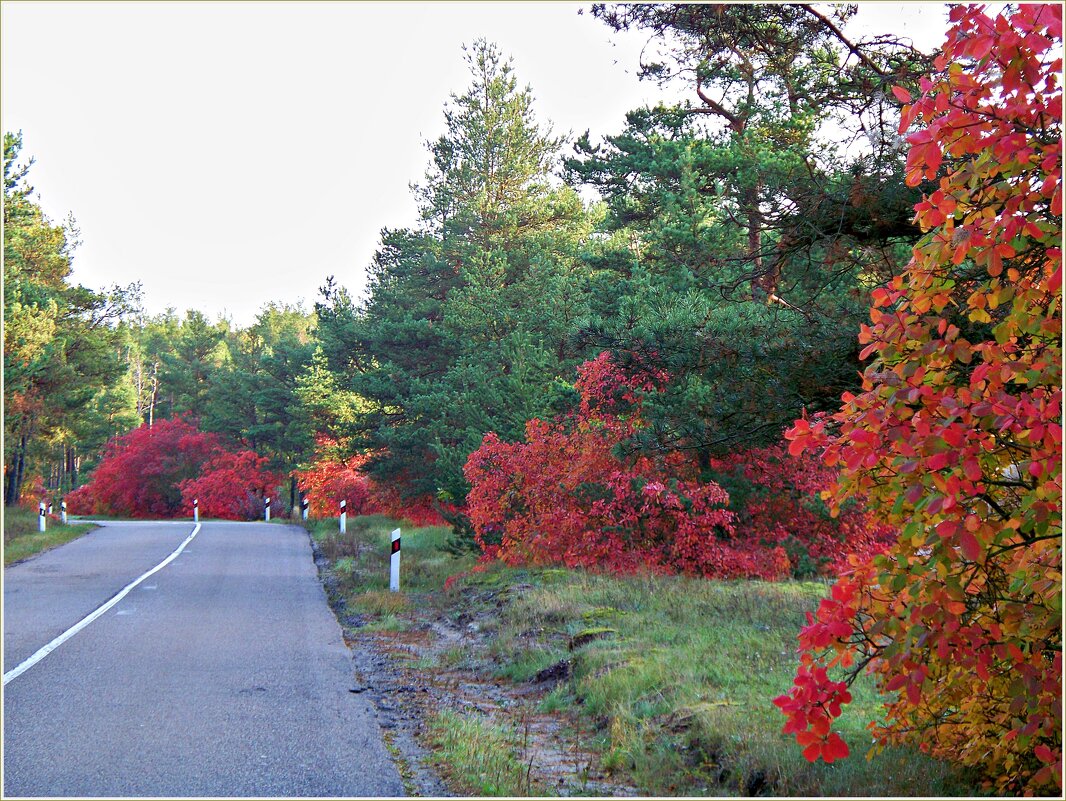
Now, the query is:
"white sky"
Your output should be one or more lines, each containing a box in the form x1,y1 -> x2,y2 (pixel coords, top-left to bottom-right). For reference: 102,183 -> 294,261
2,2 -> 952,327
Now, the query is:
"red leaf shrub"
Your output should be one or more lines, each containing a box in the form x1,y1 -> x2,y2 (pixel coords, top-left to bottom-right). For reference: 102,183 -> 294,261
66,416 -> 283,521
465,352 -> 789,579
66,417 -> 222,517
775,6 -> 1062,792
294,437 -> 379,518
707,443 -> 896,577
64,483 -> 94,515
295,436 -> 448,526
368,485 -> 448,527
179,449 -> 282,521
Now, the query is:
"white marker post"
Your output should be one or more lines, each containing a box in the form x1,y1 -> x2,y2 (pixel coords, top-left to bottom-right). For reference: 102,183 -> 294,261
264,497 -> 271,522
301,496 -> 309,521
390,529 -> 401,592
61,500 -> 68,525
193,498 -> 199,523
47,503 -> 53,516
339,499 -> 347,534
38,502 -> 46,533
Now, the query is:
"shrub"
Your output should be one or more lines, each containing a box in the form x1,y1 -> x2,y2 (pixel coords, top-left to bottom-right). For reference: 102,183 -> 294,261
466,352 -> 789,579
179,449 -> 282,521
65,417 -> 221,518
775,6 -> 1062,793
707,443 -> 896,578
294,436 -> 379,517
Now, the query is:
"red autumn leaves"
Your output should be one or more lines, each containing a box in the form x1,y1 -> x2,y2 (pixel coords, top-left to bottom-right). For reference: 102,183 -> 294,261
464,352 -> 891,580
773,664 -> 852,763
67,417 -> 279,520
774,4 -> 1062,793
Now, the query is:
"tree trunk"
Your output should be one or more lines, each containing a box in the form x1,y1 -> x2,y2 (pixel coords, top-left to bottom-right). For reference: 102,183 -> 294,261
66,445 -> 79,491
149,363 -> 159,428
5,435 -> 27,506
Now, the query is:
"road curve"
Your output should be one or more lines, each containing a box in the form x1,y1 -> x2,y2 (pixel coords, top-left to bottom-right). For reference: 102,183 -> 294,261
2,520 -> 405,797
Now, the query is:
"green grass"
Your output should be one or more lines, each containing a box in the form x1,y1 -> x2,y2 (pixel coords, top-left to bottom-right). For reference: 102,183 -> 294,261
426,709 -> 543,796
308,514 -> 981,796
4,505 -> 97,565
463,566 -> 981,797
306,514 -> 477,603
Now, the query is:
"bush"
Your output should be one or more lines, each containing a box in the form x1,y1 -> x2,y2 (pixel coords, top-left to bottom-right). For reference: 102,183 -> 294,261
466,352 -> 790,579
179,449 -> 282,521
65,417 -> 221,517
294,436 -> 379,517
707,443 -> 896,578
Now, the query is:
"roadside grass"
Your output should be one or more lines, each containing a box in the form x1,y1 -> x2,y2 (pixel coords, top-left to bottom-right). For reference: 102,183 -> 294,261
306,514 -> 475,610
474,568 -> 980,797
309,514 -> 981,797
3,506 -> 96,566
426,709 -> 543,796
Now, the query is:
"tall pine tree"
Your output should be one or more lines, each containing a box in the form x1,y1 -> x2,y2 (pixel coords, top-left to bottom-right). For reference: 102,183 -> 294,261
319,40 -> 595,522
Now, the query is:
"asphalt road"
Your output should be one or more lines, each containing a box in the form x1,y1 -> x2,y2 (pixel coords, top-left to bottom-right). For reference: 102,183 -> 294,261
3,520 -> 405,798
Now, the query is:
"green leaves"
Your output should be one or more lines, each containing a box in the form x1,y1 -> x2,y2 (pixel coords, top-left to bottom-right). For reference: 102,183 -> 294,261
3,132 -> 134,504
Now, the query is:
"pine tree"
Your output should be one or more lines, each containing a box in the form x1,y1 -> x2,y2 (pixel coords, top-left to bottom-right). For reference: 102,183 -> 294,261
319,41 -> 595,521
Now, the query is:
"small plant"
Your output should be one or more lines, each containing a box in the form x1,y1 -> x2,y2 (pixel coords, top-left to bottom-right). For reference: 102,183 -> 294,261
356,589 -> 411,617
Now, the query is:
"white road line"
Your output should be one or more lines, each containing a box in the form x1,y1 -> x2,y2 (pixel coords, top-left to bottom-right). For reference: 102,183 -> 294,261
3,523 -> 202,686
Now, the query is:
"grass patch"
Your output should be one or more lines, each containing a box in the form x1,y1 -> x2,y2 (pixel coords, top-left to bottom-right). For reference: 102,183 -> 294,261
305,513 -> 477,628
4,506 -> 96,566
426,709 -> 542,796
450,565 -> 981,797
307,515 -> 980,796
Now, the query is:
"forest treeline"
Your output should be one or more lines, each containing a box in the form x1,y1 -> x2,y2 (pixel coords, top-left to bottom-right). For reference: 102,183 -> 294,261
6,4 -> 929,516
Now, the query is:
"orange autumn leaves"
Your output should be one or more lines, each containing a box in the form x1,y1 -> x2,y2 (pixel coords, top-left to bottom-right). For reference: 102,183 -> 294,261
776,4 -> 1061,794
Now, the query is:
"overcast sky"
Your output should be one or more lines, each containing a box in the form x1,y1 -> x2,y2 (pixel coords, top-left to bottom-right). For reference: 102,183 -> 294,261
2,2 -> 952,327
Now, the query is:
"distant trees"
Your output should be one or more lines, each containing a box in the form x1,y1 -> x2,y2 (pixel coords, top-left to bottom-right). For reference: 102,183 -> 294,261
2,135 -> 319,512
203,303 -> 317,510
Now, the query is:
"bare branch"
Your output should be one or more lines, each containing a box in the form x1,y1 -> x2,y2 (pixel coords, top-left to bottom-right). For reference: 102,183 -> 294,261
799,4 -> 892,79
